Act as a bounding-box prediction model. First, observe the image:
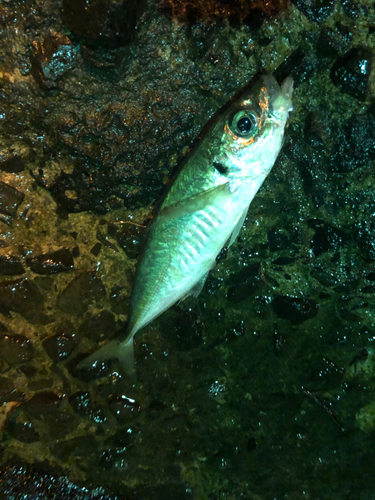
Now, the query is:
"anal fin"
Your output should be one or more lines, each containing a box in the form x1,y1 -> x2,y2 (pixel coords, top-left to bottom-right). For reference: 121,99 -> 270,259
228,205 -> 249,247
178,271 -> 209,304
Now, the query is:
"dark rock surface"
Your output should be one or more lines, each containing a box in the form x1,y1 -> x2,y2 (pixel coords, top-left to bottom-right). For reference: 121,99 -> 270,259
0,182 -> 24,216
0,255 -> 25,276
42,331 -> 76,361
331,47 -> 373,100
26,248 -> 74,275
57,272 -> 106,315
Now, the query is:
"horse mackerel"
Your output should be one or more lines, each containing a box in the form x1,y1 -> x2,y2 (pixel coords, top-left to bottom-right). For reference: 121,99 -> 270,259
78,73 -> 294,380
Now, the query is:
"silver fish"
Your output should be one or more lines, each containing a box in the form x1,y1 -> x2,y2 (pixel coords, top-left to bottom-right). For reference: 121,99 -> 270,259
78,73 -> 293,379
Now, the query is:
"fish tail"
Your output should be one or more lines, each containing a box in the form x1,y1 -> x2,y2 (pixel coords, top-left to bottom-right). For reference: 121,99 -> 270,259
76,336 -> 136,383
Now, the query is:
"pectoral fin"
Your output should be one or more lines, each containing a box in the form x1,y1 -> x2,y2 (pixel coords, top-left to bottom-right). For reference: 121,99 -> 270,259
228,204 -> 249,247
156,182 -> 231,227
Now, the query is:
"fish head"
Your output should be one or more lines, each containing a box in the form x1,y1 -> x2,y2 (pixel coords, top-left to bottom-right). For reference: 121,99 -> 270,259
214,74 -> 293,179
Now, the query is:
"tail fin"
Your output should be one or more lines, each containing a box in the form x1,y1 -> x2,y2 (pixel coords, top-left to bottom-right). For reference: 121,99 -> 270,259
76,336 -> 136,383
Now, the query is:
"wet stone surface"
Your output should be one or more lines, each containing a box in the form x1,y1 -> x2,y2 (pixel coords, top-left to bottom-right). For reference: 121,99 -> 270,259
26,248 -> 74,275
0,0 -> 375,498
330,47 -> 373,100
0,182 -> 24,216
0,256 -> 25,276
57,272 -> 106,316
42,332 -> 76,362
0,334 -> 34,364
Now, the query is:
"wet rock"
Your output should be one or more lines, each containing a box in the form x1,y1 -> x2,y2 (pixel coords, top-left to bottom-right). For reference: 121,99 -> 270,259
0,255 -> 25,276
349,347 -> 369,367
27,378 -> 54,391
53,435 -> 98,461
292,0 -> 334,22
90,242 -> 102,256
72,357 -> 111,381
340,307 -> 359,322
34,276 -> 54,291
48,168 -> 118,215
0,155 -> 25,173
0,464 -> 116,498
24,391 -> 62,417
356,227 -> 375,261
96,229 -> 118,252
272,257 -> 296,266
226,321 -> 246,342
80,311 -> 116,343
297,154 -> 328,208
11,418 -> 40,443
329,114 -> 375,173
99,446 -> 128,470
61,0 -> 145,48
316,29 -> 340,59
109,286 -> 131,315
303,112 -> 327,148
0,401 -> 20,440
227,262 -> 266,303
0,376 -> 15,399
308,220 -> 347,256
274,47 -> 315,87
108,222 -> 143,260
43,409 -> 78,439
98,432 -> 134,469
272,296 -> 319,325
0,278 -> 44,317
334,277 -> 360,293
108,394 -> 140,421
0,334 -> 34,363
163,310 -> 203,350
311,268 -> 339,286
57,272 -> 106,316
330,48 -> 373,101
268,228 -> 291,252
31,31 -> 80,90
340,0 -> 359,17
26,248 -> 74,275
161,0 -> 287,22
43,332 -> 76,362
0,181 -> 24,216
69,391 -> 107,423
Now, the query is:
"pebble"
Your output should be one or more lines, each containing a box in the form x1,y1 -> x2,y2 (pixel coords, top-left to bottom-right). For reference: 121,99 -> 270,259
0,155 -> 25,173
27,248 -> 74,275
43,332 -> 76,362
330,48 -> 373,101
57,272 -> 106,316
0,181 -> 24,216
0,255 -> 25,276
0,278 -> 43,316
272,296 -> 319,324
0,334 -> 34,363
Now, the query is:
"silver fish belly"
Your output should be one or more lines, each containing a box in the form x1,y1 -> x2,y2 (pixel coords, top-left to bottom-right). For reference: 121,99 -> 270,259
78,73 -> 293,379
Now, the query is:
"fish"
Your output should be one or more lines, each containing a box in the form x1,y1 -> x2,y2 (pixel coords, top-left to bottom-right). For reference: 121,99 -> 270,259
77,73 -> 293,380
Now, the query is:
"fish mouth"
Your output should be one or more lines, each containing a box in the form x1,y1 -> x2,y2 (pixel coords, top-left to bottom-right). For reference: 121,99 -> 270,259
267,75 -> 294,125
281,76 -> 294,111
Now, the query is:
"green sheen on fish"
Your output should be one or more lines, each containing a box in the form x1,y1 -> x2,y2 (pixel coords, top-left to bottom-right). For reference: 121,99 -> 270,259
78,73 -> 293,380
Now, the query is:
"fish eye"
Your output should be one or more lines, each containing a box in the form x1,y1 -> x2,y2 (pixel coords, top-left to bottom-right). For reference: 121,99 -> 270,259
228,110 -> 258,138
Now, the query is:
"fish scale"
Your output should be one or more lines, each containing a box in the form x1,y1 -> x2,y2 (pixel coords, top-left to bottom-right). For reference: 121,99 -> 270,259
77,73 -> 293,380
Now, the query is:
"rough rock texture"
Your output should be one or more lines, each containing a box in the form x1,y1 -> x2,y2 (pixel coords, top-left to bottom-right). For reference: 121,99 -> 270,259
0,0 -> 375,498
